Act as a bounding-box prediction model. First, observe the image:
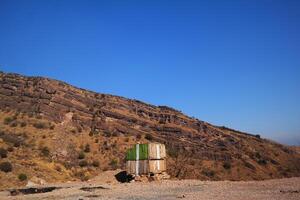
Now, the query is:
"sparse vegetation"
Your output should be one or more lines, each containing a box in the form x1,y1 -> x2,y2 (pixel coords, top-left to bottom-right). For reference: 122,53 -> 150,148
74,170 -> 89,181
255,152 -> 261,159
145,133 -> 153,141
79,160 -> 88,167
18,173 -> 27,181
258,159 -> 267,165
223,161 -> 231,170
78,152 -> 85,159
0,148 -> 8,158
92,160 -> 100,167
55,165 -> 62,172
84,144 -> 90,153
202,169 -> 215,177
109,159 -> 118,169
159,119 -> 165,124
7,146 -> 14,152
167,145 -> 180,158
3,117 -> 13,125
33,122 -> 47,129
20,121 -> 27,127
103,130 -> 111,137
13,141 -> 21,147
41,146 -> 50,157
0,161 -> 12,172
50,124 -> 55,130
0,131 -> 24,147
89,129 -> 99,136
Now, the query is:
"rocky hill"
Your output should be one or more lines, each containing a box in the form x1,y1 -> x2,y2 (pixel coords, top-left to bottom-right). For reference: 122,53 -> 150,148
0,72 -> 299,189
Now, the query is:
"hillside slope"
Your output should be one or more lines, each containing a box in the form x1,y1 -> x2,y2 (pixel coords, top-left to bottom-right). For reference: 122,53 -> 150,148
0,72 -> 299,189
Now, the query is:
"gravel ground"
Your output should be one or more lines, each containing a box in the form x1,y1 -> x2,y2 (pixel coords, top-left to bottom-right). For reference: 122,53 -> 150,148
0,177 -> 299,200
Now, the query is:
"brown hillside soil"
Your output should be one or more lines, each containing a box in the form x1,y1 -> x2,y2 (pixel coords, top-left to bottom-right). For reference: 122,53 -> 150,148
0,72 -> 299,189
0,177 -> 299,200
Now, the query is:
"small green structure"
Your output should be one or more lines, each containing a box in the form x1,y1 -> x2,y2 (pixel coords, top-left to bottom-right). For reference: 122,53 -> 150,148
126,144 -> 149,160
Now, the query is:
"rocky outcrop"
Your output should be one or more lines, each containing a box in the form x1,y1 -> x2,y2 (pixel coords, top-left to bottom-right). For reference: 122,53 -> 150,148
0,71 -> 300,181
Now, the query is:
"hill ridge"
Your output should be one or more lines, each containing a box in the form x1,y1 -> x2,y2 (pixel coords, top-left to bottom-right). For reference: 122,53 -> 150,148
0,71 -> 299,189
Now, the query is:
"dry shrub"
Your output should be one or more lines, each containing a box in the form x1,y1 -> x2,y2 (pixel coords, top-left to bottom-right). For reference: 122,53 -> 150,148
79,160 -> 88,167
18,173 -> 27,181
0,148 -> 8,158
33,122 -> 47,129
145,133 -> 153,141
223,161 -> 231,170
92,160 -> 100,167
3,117 -> 13,125
0,161 -> 12,172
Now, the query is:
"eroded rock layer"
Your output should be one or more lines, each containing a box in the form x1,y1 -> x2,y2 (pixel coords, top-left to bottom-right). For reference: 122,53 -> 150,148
0,72 -> 299,187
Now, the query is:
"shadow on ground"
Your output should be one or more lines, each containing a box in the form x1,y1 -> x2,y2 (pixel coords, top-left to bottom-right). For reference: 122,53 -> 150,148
115,171 -> 133,183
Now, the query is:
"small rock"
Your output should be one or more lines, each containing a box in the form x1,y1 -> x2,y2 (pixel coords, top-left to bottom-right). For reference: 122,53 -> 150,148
177,194 -> 185,198
26,181 -> 37,187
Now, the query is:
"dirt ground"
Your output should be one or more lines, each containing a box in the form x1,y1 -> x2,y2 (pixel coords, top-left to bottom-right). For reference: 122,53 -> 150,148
0,175 -> 299,200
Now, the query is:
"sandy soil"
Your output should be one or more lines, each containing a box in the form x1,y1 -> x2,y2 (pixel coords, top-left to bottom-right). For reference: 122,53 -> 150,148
0,176 -> 299,200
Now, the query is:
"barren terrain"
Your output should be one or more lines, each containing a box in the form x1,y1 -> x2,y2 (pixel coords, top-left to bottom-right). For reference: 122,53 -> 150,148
0,176 -> 299,200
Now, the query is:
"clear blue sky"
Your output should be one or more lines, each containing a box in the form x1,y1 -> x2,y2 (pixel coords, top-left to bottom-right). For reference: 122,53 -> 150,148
0,0 -> 299,145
